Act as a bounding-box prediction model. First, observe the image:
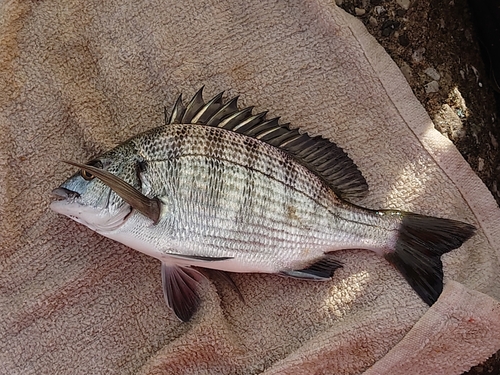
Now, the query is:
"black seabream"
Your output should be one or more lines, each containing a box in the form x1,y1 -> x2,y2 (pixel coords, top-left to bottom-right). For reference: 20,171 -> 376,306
51,88 -> 476,321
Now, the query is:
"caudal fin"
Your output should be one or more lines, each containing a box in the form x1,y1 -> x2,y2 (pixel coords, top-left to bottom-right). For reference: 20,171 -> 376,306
384,213 -> 476,306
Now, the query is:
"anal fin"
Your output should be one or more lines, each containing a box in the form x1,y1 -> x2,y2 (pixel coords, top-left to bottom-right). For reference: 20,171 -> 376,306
161,263 -> 205,322
280,257 -> 343,280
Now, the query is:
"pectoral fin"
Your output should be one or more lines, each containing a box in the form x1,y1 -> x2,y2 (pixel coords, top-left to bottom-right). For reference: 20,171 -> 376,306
280,257 -> 343,280
161,263 -> 205,322
168,253 -> 233,262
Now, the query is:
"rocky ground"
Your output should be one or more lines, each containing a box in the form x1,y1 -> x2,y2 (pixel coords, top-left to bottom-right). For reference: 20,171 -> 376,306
336,0 -> 500,373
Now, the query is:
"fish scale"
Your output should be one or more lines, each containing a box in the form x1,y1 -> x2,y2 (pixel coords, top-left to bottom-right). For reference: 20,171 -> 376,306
51,88 -> 476,322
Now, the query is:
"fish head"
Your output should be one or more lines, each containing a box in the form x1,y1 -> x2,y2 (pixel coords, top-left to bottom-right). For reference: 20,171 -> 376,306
50,145 -> 142,233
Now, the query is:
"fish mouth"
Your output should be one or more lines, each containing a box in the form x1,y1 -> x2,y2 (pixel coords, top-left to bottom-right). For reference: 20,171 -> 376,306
50,187 -> 132,232
51,187 -> 81,201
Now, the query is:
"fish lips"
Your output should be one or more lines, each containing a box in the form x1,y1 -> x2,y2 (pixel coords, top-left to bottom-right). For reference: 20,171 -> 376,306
51,187 -> 81,201
50,187 -> 82,214
50,187 -> 91,224
50,187 -> 132,233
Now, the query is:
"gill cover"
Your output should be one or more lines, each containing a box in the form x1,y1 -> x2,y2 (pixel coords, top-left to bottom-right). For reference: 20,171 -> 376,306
64,161 -> 162,224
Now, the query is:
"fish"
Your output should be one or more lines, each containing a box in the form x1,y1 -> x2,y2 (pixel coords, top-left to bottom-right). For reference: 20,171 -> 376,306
51,88 -> 476,322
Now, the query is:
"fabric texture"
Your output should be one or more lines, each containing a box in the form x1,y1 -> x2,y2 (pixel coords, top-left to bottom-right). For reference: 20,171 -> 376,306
1,0 -> 499,374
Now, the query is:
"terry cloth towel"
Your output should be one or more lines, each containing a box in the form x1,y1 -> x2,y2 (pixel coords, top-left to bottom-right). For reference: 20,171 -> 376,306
1,0 -> 499,374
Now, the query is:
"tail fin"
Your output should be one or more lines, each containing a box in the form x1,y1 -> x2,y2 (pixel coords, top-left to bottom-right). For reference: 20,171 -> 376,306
384,213 -> 476,306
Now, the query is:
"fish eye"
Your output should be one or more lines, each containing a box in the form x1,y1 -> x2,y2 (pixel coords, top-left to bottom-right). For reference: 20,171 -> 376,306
80,160 -> 103,181
80,169 -> 95,180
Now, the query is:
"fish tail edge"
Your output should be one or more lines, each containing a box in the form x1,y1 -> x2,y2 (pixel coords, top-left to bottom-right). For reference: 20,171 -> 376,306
384,213 -> 476,306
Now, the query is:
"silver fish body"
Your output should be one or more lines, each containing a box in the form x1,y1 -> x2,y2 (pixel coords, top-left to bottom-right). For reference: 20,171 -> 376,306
82,124 -> 394,270
51,89 -> 475,321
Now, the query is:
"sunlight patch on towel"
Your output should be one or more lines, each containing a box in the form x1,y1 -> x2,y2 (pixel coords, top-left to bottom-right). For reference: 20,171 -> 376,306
384,153 -> 431,210
323,270 -> 371,317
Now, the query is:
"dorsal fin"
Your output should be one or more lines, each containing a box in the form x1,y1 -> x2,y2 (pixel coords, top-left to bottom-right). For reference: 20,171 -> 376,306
165,88 -> 368,200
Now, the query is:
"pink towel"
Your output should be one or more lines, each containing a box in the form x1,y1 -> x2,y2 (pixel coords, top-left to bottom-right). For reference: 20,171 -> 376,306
1,0 -> 499,373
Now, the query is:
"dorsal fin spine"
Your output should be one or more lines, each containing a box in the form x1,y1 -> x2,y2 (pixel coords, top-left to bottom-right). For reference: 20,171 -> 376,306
191,91 -> 224,124
245,119 -> 279,137
268,126 -> 296,144
232,112 -> 268,133
182,87 -> 205,123
206,96 -> 239,126
169,94 -> 185,124
218,107 -> 254,129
